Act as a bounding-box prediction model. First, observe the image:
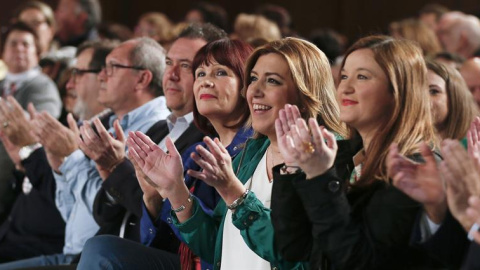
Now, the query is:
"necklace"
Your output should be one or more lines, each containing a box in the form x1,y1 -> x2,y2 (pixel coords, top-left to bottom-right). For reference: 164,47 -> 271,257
266,146 -> 283,183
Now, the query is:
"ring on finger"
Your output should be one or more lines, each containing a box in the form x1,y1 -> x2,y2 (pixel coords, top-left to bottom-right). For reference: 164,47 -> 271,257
2,121 -> 8,128
302,141 -> 315,154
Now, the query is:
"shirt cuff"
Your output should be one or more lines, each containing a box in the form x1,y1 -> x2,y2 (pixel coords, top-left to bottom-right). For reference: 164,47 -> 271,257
420,211 -> 442,242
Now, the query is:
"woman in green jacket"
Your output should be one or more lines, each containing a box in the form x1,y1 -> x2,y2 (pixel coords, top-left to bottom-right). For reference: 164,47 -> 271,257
128,37 -> 346,270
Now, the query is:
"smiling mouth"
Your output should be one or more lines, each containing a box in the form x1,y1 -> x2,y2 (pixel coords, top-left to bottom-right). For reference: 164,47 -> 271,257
342,100 -> 358,106
253,104 -> 272,112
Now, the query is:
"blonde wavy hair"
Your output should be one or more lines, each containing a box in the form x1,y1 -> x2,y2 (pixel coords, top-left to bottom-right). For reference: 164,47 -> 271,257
242,37 -> 347,138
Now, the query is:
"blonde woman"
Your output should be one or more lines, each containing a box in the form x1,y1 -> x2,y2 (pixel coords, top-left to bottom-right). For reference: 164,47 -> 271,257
127,37 -> 345,270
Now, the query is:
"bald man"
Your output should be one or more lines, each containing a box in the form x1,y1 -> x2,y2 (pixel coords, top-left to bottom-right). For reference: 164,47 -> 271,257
436,12 -> 480,58
460,57 -> 480,108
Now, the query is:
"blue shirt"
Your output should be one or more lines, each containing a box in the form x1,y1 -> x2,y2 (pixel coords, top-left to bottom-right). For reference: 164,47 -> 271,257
140,127 -> 253,270
53,96 -> 170,255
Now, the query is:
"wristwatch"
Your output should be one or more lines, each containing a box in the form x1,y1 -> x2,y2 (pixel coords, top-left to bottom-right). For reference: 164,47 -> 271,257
18,143 -> 42,161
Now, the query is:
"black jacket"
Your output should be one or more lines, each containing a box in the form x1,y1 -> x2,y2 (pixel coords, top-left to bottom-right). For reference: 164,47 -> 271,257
0,148 -> 65,262
92,120 -> 204,251
271,139 -> 461,270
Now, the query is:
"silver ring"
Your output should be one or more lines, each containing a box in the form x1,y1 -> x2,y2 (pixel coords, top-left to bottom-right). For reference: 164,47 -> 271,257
2,121 -> 8,128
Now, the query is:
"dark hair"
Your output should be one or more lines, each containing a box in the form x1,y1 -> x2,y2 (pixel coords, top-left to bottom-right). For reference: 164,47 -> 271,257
309,28 -> 343,65
78,0 -> 102,31
255,4 -> 292,37
188,2 -> 229,32
77,40 -> 118,70
1,22 -> 41,58
433,51 -> 465,65
177,23 -> 227,43
14,1 -> 56,29
419,3 -> 449,20
191,39 -> 253,135
98,23 -> 133,42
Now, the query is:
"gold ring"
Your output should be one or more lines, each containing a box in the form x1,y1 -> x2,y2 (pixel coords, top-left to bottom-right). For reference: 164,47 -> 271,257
302,141 -> 315,154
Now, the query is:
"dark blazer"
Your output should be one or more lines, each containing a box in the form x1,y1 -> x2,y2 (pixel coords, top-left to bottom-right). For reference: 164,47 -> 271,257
0,148 -> 65,262
0,113 -> 112,262
92,120 -> 204,243
0,72 -> 62,224
271,139 -> 454,270
464,242 -> 480,269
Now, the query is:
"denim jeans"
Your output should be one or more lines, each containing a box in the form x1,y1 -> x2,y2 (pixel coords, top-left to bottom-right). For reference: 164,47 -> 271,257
0,253 -> 76,270
77,235 -> 180,270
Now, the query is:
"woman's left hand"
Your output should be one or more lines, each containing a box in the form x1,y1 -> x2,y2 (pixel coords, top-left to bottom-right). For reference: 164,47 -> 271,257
187,137 -> 240,194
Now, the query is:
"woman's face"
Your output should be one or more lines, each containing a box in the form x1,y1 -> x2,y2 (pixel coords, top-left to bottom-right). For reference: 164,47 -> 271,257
134,19 -> 158,41
427,69 -> 449,128
194,61 -> 241,122
337,48 -> 393,133
246,53 -> 297,138
19,8 -> 53,54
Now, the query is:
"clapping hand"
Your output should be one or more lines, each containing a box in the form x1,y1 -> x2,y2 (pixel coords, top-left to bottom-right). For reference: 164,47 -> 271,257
275,104 -> 337,179
0,97 -> 37,146
441,139 -> 480,231
127,131 -> 184,198
468,117 -> 480,167
77,118 -> 126,179
387,142 -> 446,223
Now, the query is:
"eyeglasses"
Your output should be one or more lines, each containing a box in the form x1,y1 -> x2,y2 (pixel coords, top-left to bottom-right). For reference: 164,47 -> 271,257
71,68 -> 101,82
104,63 -> 145,77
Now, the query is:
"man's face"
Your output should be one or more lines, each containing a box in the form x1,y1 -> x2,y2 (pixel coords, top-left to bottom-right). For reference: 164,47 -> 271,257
2,30 -> 39,73
461,59 -> 480,108
97,41 -> 142,113
66,48 -> 101,117
436,15 -> 461,53
55,0 -> 84,42
163,38 -> 207,116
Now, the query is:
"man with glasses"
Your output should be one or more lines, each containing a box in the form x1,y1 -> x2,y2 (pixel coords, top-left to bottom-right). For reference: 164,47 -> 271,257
69,40 -> 116,121
0,37 -> 170,269
0,40 -> 115,264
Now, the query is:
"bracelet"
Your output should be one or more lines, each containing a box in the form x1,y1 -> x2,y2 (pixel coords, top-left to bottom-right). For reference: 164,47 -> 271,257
280,164 -> 303,175
171,193 -> 193,213
227,189 -> 250,210
468,223 -> 480,241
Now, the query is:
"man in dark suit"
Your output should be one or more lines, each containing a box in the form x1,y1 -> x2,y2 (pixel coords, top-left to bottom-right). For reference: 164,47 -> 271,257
0,22 -> 62,224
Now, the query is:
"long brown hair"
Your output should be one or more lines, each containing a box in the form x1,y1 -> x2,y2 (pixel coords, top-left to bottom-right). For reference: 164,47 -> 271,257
427,59 -> 479,139
341,35 -> 436,184
242,37 -> 347,138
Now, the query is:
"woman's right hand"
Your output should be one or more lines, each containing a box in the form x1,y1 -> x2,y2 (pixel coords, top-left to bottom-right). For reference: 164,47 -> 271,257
127,131 -> 185,199
387,142 -> 446,223
275,104 -> 338,179
441,139 -> 480,231
128,150 -> 163,219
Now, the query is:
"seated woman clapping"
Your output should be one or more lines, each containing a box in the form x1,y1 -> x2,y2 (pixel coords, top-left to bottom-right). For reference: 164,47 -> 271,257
270,36 -> 457,269
128,37 -> 346,270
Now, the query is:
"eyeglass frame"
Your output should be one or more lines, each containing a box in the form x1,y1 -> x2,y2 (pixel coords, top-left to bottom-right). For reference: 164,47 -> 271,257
71,68 -> 102,82
103,63 -> 145,77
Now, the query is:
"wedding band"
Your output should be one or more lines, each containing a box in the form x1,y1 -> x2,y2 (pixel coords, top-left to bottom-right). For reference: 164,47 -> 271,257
2,121 -> 8,128
302,141 -> 315,154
